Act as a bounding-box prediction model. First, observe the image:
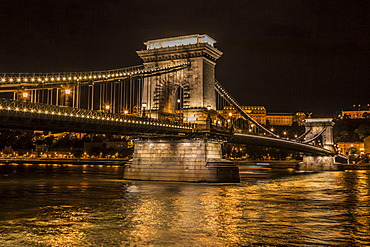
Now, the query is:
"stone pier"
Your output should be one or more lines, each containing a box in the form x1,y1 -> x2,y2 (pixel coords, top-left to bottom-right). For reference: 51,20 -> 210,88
301,155 -> 338,171
301,118 -> 341,171
123,138 -> 240,183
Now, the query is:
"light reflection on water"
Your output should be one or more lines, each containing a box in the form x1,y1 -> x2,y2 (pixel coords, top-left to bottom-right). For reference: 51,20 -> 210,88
0,164 -> 370,246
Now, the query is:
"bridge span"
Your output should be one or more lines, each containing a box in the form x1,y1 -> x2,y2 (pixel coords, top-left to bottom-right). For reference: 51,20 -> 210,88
0,34 -> 341,182
0,98 -> 334,156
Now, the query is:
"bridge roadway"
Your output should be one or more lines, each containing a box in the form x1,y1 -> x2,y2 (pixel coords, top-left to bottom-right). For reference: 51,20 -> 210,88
0,98 -> 335,156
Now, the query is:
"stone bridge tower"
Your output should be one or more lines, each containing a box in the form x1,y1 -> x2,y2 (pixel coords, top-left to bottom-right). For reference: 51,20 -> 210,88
124,34 -> 239,183
137,34 -> 222,124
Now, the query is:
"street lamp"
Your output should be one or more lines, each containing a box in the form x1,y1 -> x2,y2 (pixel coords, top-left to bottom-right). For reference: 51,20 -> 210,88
64,89 -> 71,106
123,110 -> 129,114
177,99 -> 181,111
207,105 -> 211,111
142,102 -> 147,117
105,105 -> 110,112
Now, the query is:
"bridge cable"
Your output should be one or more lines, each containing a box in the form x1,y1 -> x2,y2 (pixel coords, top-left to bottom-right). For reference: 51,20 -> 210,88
293,127 -> 312,142
301,126 -> 327,144
214,80 -> 279,138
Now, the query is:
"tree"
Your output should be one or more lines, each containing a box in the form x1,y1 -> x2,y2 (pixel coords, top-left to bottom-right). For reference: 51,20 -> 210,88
362,112 -> 370,119
355,124 -> 370,139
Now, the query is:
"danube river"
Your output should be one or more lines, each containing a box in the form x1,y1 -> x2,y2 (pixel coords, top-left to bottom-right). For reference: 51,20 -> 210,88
0,164 -> 369,246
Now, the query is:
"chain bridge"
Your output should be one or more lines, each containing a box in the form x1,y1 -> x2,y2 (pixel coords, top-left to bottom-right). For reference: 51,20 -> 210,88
0,34 -> 342,182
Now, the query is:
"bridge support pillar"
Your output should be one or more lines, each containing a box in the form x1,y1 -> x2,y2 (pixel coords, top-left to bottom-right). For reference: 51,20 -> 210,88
123,138 -> 240,183
301,155 -> 339,171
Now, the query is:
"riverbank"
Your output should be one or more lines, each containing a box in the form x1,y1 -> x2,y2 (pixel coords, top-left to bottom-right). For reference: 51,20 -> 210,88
0,158 -> 126,166
339,163 -> 370,170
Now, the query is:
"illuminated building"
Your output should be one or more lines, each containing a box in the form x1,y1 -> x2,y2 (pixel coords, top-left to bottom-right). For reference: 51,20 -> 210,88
218,106 -> 306,126
339,104 -> 370,119
364,135 -> 370,154
266,113 -> 294,126
336,142 -> 365,156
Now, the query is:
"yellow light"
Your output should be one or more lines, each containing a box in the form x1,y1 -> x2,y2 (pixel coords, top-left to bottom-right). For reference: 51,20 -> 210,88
228,112 -> 233,117
105,105 -> 110,110
124,110 -> 129,114
177,99 -> 181,103
142,102 -> 147,108
207,105 -> 211,110
65,89 -> 71,95
22,92 -> 29,98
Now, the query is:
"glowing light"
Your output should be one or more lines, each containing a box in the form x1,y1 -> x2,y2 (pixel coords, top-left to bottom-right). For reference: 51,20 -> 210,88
105,105 -> 110,110
123,110 -> 129,114
65,89 -> 71,95
22,92 -> 29,98
228,112 -> 233,117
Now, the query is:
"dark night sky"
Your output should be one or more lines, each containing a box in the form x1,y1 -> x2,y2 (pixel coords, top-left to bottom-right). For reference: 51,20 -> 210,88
1,0 -> 369,116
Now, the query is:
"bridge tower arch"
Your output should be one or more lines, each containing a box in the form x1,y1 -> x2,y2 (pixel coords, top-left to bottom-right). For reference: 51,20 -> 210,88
137,34 -> 222,123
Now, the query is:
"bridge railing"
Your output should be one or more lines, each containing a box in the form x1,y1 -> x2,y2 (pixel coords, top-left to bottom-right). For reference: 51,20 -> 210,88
0,98 -> 193,130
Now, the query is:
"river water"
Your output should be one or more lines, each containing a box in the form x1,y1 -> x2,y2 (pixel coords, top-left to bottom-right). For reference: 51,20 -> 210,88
0,164 -> 369,246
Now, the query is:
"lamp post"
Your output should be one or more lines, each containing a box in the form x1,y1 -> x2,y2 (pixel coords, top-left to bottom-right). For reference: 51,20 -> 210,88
65,89 -> 71,106
228,112 -> 233,129
177,98 -> 181,111
22,92 -> 29,102
142,102 -> 147,117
